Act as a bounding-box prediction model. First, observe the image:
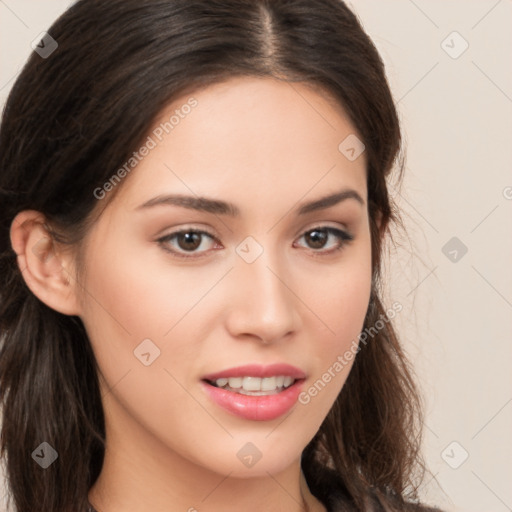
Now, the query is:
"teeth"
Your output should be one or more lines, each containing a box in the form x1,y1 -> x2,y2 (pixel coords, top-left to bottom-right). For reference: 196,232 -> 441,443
242,376 -> 262,391
283,376 -> 294,387
228,377 -> 242,389
261,376 -> 276,391
212,375 -> 297,393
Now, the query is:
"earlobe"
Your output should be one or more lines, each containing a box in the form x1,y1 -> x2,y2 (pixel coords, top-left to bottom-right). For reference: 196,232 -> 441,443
9,210 -> 82,316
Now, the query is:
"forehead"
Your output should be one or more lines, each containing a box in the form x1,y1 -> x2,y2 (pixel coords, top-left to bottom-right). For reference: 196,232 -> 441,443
107,76 -> 367,215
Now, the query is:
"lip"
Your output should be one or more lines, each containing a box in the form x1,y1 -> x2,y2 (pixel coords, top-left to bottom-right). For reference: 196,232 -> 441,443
202,363 -> 306,381
201,379 -> 305,421
201,364 -> 307,422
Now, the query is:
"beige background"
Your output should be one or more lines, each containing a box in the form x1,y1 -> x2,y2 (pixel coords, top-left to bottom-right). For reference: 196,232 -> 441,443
1,1 -> 511,511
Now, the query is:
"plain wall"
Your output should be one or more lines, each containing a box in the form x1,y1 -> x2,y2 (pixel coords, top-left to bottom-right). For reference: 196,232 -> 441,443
1,1 -> 511,511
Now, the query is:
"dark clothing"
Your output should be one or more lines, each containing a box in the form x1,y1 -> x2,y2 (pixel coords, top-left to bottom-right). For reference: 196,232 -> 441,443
86,471 -> 443,512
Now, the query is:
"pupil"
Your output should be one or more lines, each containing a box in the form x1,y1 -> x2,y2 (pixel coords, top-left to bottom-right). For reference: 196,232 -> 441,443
307,229 -> 326,249
179,232 -> 201,251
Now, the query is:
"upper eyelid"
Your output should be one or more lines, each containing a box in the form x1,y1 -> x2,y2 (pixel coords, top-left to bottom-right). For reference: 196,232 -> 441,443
159,219 -> 351,237
158,223 -> 350,241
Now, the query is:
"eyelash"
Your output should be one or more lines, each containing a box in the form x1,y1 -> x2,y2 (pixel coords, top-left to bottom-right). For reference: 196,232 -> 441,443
156,225 -> 354,260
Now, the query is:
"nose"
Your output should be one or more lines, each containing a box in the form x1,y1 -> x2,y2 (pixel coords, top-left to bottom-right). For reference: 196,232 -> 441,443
225,248 -> 300,345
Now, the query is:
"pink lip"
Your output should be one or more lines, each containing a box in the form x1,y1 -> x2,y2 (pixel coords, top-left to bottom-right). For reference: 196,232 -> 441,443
201,364 -> 307,422
200,379 -> 305,421
202,363 -> 306,381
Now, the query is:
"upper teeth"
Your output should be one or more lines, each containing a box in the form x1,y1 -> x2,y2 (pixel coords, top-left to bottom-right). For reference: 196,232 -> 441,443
214,376 -> 295,392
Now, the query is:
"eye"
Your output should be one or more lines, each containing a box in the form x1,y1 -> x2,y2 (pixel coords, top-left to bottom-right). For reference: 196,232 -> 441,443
294,226 -> 354,255
156,225 -> 354,260
157,228 -> 219,259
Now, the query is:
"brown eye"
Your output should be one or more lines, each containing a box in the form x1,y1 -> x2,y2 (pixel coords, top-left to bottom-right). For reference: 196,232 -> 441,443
157,229 -> 218,259
157,225 -> 354,260
304,229 -> 328,249
175,232 -> 202,251
295,226 -> 354,253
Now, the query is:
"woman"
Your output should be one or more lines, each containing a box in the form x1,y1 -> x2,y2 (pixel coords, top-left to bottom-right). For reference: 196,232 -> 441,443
0,1 -> 443,511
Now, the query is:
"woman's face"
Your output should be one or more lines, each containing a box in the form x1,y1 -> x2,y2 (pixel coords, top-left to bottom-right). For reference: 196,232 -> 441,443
76,76 -> 372,479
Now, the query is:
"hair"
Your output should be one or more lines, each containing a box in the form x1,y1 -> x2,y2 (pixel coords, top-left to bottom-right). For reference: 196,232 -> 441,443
0,1 -> 438,511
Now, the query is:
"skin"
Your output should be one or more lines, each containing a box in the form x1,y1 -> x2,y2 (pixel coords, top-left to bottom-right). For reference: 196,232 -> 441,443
11,76 -> 374,512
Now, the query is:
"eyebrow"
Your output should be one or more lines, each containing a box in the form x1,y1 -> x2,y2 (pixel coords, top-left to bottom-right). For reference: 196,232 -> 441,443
136,188 -> 365,216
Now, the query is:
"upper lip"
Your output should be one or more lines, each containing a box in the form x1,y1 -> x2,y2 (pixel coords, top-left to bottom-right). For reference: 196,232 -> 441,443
202,363 -> 307,381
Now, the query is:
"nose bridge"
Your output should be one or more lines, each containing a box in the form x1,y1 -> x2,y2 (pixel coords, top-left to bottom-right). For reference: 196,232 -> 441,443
227,235 -> 298,342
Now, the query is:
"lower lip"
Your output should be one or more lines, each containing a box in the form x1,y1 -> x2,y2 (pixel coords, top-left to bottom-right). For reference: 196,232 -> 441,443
201,380 -> 304,421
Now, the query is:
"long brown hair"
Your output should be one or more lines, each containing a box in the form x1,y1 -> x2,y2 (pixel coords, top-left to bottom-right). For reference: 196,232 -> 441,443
1,1 -> 434,511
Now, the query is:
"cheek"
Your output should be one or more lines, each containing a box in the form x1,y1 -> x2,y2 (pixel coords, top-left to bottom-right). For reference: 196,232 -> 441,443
80,222 -> 223,331
289,236 -> 372,427
306,238 -> 373,354
331,269 -> 372,349
76,235 -> 220,389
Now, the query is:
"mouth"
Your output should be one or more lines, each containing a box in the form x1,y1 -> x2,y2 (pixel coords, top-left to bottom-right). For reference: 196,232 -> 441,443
200,364 -> 306,421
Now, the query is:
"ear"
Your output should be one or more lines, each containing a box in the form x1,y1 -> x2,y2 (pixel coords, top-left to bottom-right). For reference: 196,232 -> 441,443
9,210 -> 82,316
